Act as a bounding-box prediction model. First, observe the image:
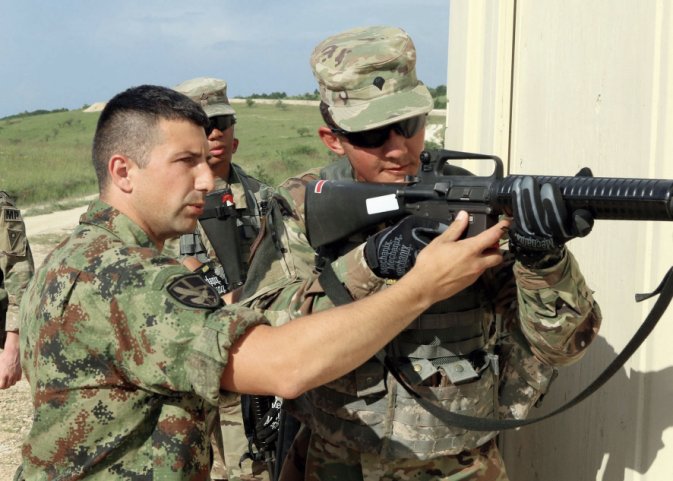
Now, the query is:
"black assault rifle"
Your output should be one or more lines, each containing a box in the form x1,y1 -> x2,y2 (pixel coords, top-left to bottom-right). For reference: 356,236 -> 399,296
304,149 -> 673,249
302,149 -> 673,432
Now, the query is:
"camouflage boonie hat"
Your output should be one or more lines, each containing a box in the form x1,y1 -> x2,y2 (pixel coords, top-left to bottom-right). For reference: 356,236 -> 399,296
311,25 -> 433,132
173,77 -> 236,117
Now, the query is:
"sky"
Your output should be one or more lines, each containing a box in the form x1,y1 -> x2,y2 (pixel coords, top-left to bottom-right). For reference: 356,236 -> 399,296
0,0 -> 450,119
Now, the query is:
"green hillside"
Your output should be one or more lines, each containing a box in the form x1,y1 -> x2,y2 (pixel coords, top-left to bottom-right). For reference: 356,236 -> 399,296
1,102 -> 444,209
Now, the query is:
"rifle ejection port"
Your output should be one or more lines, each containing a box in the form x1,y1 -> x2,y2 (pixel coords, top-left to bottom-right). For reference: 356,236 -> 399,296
446,187 -> 488,202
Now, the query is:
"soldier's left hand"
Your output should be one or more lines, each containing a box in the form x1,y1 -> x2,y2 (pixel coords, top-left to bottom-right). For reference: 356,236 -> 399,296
509,172 -> 594,265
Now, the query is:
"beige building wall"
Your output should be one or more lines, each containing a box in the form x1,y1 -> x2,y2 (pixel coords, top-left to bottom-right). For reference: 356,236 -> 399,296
445,1 -> 673,480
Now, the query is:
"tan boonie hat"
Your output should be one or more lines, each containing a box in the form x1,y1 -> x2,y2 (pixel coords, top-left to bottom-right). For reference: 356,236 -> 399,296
311,25 -> 433,132
173,77 -> 236,117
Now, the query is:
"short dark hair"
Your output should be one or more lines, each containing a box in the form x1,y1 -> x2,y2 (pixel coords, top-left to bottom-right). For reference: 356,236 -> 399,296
92,85 -> 209,189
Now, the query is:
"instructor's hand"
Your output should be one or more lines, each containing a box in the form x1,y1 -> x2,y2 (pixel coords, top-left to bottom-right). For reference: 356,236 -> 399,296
402,211 -> 509,305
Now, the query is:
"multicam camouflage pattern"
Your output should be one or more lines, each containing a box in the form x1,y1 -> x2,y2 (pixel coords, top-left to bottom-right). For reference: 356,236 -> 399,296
304,434 -> 508,481
242,159 -> 601,476
497,250 -> 601,421
0,191 -> 34,342
310,25 -> 434,132
165,164 -> 272,481
241,159 -> 385,322
214,392 -> 271,481
18,200 -> 268,481
173,76 -> 236,117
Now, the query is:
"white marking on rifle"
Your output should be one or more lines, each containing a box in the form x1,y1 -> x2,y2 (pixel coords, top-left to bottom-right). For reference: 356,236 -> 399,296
366,194 -> 400,215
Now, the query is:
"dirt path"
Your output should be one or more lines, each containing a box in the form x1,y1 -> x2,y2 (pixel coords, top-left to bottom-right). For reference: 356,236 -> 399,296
0,204 -> 87,480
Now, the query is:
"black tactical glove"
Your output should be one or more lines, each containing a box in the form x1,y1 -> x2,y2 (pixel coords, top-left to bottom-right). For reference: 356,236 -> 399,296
253,396 -> 282,449
364,215 -> 447,279
509,169 -> 594,268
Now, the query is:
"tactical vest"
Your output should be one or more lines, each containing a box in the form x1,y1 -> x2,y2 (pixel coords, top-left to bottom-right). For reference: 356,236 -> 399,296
286,282 -> 506,459
180,164 -> 267,292
283,157 -> 556,459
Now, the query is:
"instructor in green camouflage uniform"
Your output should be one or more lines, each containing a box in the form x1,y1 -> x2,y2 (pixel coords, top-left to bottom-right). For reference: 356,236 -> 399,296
170,77 -> 272,481
17,84 -> 510,481
240,26 -> 602,481
0,191 -> 34,389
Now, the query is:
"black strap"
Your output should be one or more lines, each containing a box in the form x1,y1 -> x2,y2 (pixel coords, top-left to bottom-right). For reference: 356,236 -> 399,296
320,259 -> 673,432
319,261 -> 427,396
317,261 -> 355,306
411,266 -> 673,431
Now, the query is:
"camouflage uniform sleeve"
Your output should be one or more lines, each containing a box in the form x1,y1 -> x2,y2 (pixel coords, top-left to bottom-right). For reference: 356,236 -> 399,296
130,263 -> 270,405
0,197 -> 35,332
514,248 -> 602,366
328,242 -> 386,300
50,255 -> 269,407
188,305 -> 269,405
276,172 -> 384,298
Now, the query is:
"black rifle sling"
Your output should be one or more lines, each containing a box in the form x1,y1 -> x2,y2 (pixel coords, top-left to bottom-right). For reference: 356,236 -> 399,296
318,262 -> 420,394
317,261 -> 355,306
320,261 -> 673,431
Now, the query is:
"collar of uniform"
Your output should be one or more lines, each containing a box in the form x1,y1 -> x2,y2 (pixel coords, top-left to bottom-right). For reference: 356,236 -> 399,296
80,199 -> 155,249
319,157 -> 356,180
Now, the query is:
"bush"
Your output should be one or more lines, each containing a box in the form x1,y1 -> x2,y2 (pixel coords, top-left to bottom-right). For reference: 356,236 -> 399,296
250,165 -> 274,186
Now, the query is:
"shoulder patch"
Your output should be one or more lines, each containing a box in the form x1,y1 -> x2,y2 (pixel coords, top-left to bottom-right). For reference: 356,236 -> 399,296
167,273 -> 222,309
2,206 -> 21,222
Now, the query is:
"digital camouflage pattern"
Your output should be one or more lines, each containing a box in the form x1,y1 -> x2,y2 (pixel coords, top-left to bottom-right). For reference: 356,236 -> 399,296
0,191 -> 34,343
241,159 -> 601,480
18,200 -> 268,481
165,164 -> 272,481
310,26 -> 434,132
171,76 -> 273,481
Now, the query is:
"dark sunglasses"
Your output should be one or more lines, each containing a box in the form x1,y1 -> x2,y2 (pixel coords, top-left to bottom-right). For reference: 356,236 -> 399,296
330,115 -> 426,148
206,115 -> 237,135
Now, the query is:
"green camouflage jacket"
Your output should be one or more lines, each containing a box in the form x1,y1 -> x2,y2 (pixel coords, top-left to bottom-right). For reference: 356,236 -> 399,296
241,159 -> 602,455
19,199 -> 268,481
0,191 -> 34,341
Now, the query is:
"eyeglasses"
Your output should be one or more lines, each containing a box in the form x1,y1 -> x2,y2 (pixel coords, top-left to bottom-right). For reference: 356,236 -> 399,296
206,115 -> 237,135
330,115 -> 426,148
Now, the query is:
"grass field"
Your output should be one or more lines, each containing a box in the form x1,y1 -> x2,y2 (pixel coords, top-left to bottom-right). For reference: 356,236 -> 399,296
0,102 -> 445,210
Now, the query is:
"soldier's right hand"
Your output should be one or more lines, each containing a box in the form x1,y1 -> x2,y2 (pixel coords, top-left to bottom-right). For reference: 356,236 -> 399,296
402,211 -> 510,305
364,215 -> 447,279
